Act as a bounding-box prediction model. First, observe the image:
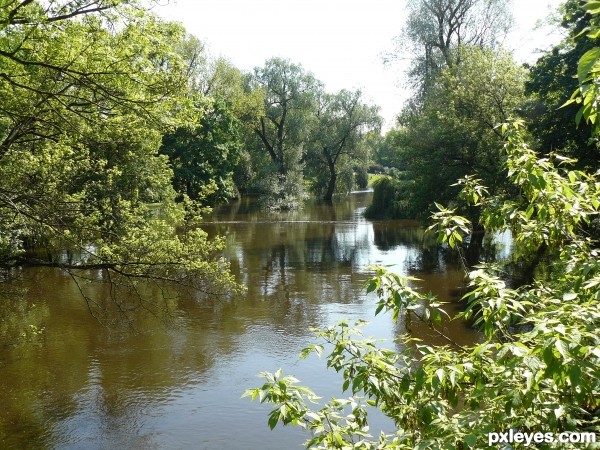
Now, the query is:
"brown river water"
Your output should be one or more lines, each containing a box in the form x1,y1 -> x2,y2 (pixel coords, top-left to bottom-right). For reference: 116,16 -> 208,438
0,191 -> 483,449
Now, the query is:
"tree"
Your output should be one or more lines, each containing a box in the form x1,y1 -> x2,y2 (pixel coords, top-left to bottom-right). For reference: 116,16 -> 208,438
0,2 -> 195,155
251,57 -> 322,209
525,0 -> 599,169
247,4 -> 600,447
159,98 -> 242,205
307,90 -> 381,204
394,0 -> 513,95
369,46 -> 526,221
0,1 -> 238,311
371,129 -> 405,170
199,57 -> 266,196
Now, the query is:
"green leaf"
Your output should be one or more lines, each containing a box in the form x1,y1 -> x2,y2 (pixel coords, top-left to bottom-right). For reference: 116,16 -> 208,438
268,411 -> 279,430
583,1 -> 600,14
464,434 -> 478,448
555,339 -> 568,359
569,365 -> 581,387
578,48 -> 600,83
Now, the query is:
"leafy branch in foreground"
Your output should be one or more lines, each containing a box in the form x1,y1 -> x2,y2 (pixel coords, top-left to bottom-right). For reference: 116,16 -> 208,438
246,3 -> 600,446
246,118 -> 600,449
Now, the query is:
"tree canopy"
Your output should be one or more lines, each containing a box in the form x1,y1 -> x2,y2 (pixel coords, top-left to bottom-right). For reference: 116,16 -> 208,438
395,0 -> 513,94
307,89 -> 381,203
525,0 -> 600,169
368,46 -> 526,220
0,0 -> 238,312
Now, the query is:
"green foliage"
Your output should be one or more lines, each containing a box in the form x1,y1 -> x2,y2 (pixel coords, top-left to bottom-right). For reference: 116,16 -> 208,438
354,165 -> 369,190
0,2 -> 238,307
372,46 -> 526,220
259,168 -> 309,211
306,89 -> 381,203
363,176 -> 404,219
525,0 -> 599,169
160,98 -> 242,205
566,0 -> 600,142
371,129 -> 406,170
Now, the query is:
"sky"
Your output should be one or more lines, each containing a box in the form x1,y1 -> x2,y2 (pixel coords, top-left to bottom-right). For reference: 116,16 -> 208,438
153,0 -> 565,129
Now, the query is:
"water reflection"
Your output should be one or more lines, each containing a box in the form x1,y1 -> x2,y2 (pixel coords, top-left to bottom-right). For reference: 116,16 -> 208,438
0,192 -> 480,449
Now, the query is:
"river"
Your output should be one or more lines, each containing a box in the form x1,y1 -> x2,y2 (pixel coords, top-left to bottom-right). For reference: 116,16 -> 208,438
0,191 -> 480,449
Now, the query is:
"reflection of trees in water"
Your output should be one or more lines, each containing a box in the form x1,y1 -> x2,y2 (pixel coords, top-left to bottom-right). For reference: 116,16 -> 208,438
371,221 -> 451,273
372,220 -> 424,251
371,221 -> 507,274
196,199 -> 381,338
0,268 -> 228,449
367,222 -> 488,355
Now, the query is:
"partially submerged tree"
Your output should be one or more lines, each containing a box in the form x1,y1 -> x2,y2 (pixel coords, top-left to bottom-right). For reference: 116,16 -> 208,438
251,57 -> 322,209
307,89 -> 381,204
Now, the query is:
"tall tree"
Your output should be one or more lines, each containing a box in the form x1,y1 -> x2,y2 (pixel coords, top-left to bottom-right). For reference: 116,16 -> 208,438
394,0 -> 513,95
253,57 -> 321,175
307,89 -> 381,204
0,1 -> 237,308
200,57 -> 266,196
368,47 -> 526,220
251,57 -> 322,208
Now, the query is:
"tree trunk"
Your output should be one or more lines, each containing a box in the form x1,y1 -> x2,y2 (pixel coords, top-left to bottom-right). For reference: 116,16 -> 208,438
323,162 -> 337,204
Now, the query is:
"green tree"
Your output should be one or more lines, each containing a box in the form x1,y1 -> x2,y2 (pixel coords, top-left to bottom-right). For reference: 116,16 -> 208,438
369,46 -> 526,220
159,98 -> 242,205
0,1 -> 237,305
392,0 -> 513,95
246,4 -> 600,447
525,0 -> 599,169
307,89 -> 381,204
371,129 -> 405,170
200,57 -> 266,196
251,57 -> 322,209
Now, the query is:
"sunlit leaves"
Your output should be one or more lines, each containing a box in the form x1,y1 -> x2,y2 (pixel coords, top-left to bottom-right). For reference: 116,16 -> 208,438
427,205 -> 471,249
0,1 -> 239,309
246,3 -> 600,448
247,120 -> 600,448
568,0 -> 600,132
